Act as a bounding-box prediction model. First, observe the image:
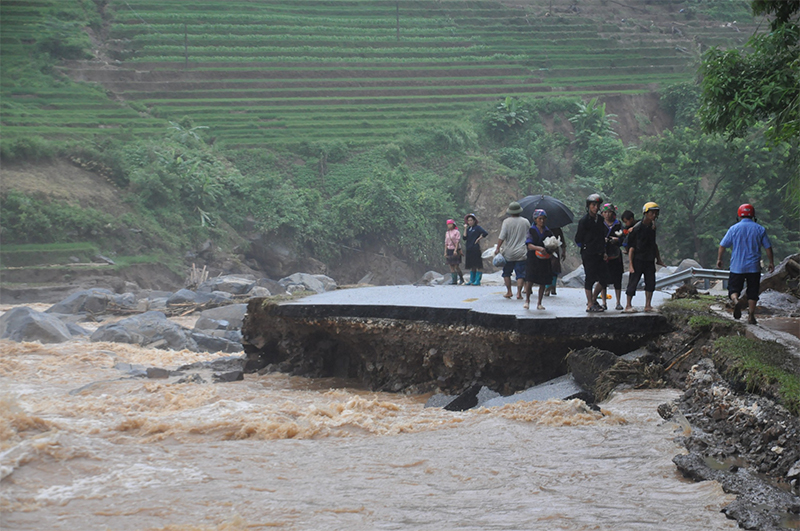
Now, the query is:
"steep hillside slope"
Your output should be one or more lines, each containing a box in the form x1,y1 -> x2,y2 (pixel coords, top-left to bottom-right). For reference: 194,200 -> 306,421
1,0 -> 753,147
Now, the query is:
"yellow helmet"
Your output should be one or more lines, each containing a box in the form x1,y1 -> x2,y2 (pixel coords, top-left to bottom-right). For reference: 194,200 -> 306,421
642,201 -> 660,214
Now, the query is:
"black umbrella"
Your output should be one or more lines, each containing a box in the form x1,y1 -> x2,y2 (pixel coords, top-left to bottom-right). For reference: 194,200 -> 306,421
518,195 -> 575,228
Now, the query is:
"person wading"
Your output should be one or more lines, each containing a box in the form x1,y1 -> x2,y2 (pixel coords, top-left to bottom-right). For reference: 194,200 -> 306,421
494,201 -> 530,299
717,203 -> 774,325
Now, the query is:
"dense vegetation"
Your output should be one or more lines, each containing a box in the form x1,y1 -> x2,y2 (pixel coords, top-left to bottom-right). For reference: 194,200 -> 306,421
1,0 -> 796,275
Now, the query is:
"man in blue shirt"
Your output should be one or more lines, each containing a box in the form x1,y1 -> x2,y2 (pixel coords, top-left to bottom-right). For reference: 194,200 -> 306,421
717,203 -> 774,325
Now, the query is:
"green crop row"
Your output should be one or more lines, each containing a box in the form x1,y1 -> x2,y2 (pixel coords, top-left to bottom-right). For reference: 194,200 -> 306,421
109,22 -> 605,39
126,52 -> 533,63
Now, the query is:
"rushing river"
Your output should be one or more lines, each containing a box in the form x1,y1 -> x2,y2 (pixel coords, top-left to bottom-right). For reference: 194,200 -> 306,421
1,321 -> 740,530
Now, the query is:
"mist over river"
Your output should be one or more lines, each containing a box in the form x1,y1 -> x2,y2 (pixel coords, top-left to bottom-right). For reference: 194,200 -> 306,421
1,334 -> 740,530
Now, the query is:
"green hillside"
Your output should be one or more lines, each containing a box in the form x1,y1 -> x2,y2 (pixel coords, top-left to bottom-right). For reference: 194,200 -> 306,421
3,0 -> 795,283
1,0 -> 755,147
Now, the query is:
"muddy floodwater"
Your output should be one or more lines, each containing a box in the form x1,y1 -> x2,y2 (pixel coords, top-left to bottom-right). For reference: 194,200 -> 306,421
1,338 -> 740,531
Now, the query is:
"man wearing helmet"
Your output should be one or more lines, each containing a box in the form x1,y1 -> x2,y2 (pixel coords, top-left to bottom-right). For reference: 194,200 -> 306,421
624,201 -> 665,313
717,203 -> 774,325
574,193 -> 608,312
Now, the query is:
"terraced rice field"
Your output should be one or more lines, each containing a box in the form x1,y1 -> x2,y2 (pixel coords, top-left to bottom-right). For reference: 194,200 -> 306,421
1,0 -> 753,146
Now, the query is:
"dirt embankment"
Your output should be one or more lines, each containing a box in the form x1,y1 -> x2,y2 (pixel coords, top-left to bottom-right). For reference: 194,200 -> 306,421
0,159 -> 126,210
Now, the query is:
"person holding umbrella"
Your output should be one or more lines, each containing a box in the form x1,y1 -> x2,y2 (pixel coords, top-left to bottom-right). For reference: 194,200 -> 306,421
518,195 -> 574,297
524,209 -> 554,310
463,213 -> 489,285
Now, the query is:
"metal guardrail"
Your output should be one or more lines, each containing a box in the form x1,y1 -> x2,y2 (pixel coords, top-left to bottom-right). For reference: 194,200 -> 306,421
655,267 -> 730,290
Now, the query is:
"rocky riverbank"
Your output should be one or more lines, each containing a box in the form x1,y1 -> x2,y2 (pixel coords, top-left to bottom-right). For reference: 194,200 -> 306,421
2,262 -> 800,529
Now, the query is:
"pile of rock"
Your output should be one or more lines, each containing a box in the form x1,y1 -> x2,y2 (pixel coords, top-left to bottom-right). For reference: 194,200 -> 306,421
0,273 -> 338,354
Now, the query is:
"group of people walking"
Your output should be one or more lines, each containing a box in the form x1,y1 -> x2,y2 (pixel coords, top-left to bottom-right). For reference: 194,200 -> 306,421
446,195 -> 774,322
575,194 -> 662,313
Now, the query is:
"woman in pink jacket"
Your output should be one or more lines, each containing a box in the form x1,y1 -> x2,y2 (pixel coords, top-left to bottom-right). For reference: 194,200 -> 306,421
445,219 -> 465,285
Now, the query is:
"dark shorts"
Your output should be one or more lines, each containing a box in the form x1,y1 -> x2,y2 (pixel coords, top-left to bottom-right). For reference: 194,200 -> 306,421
502,260 -> 526,280
729,272 -> 761,301
446,248 -> 461,265
626,259 -> 656,296
582,252 -> 608,290
606,256 -> 623,290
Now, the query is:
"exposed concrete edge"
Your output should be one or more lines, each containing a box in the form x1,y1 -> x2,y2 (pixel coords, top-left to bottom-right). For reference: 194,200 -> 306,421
242,298 -> 673,394
271,302 -> 670,337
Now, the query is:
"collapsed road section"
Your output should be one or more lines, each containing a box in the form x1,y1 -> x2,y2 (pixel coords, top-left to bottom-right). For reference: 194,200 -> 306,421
241,286 -> 672,394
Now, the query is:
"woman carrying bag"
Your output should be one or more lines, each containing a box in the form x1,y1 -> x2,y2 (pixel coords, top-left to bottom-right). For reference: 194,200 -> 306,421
444,219 -> 465,285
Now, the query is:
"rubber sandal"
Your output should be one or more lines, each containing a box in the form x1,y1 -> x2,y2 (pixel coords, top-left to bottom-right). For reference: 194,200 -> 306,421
615,304 -> 624,311
537,305 -> 545,310
523,302 -> 530,309
622,307 -> 637,313
588,304 -> 604,313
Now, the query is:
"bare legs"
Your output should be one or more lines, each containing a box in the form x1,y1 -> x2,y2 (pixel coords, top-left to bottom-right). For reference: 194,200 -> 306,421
524,282 -> 546,310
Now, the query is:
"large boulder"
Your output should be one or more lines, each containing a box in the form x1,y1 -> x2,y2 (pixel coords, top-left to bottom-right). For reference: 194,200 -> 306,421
756,289 -> 800,315
278,273 -> 329,294
415,271 -> 446,286
566,346 -> 619,400
46,288 -> 136,315
760,253 -> 800,294
561,266 -> 585,288
197,275 -> 255,295
166,289 -> 231,306
313,274 -> 337,292
0,307 -> 72,343
193,304 -> 248,331
675,258 -> 703,272
253,277 -> 287,296
90,311 -> 198,351
189,331 -> 243,354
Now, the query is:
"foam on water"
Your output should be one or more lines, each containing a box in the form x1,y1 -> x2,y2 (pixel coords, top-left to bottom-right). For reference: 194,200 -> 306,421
1,336 -> 741,530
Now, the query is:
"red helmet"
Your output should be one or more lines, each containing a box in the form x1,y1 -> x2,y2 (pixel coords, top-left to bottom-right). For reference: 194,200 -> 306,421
737,203 -> 755,218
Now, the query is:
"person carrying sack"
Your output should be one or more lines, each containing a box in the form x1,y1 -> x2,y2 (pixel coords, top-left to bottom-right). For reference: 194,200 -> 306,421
444,219 -> 465,285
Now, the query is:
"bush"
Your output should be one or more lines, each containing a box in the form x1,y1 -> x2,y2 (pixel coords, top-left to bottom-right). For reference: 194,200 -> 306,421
0,136 -> 59,163
0,191 -> 114,244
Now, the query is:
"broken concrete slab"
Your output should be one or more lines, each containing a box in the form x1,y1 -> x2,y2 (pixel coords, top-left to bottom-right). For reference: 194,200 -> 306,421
481,374 -> 587,408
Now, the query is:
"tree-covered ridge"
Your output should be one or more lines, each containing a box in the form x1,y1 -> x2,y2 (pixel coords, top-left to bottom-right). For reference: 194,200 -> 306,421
0,0 -> 795,277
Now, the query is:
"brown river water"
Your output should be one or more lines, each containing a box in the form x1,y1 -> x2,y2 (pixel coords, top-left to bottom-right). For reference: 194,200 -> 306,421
1,309 -> 740,530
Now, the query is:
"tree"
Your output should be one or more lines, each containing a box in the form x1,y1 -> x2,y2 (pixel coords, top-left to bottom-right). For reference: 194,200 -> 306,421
568,97 -> 618,148
486,97 -> 530,139
698,0 -> 799,213
606,128 -> 788,265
